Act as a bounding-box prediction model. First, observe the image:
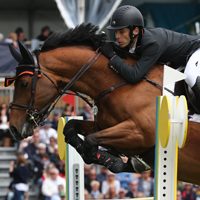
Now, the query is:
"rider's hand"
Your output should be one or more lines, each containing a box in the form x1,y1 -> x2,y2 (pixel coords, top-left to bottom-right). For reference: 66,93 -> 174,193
100,42 -> 116,59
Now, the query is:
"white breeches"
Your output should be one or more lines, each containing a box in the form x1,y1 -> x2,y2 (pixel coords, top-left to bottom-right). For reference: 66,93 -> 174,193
184,48 -> 200,88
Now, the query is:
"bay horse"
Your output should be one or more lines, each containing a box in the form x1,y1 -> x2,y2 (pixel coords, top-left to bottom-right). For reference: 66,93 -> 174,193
7,24 -> 200,185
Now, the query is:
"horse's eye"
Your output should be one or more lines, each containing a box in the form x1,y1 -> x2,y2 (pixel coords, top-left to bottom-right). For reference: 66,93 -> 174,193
20,81 -> 28,88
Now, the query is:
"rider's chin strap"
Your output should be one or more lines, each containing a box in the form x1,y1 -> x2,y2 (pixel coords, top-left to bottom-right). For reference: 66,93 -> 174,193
135,28 -> 144,47
128,26 -> 143,49
129,26 -> 135,46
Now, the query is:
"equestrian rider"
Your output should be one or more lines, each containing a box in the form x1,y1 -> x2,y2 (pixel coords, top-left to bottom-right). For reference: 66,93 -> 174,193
66,5 -> 200,173
100,5 -> 200,111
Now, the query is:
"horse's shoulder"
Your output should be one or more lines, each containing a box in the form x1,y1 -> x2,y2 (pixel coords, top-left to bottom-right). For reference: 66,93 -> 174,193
148,64 -> 164,80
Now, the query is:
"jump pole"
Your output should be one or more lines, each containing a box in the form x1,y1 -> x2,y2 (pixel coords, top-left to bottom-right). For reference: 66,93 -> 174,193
57,116 -> 84,200
154,66 -> 188,200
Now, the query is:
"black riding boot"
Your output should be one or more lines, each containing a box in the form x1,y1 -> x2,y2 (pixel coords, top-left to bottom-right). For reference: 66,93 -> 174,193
192,76 -> 200,113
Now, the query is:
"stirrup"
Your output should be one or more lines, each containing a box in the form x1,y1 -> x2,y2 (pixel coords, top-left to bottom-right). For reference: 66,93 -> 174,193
130,155 -> 151,173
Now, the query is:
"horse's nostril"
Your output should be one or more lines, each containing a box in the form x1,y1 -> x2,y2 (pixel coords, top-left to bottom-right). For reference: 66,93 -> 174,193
9,126 -> 23,141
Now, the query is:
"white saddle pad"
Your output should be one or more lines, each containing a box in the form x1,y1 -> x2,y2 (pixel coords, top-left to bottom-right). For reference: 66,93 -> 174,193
189,113 -> 200,123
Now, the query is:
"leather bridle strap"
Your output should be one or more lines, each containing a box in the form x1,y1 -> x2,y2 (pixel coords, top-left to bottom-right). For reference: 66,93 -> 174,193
61,51 -> 101,94
29,68 -> 39,109
35,51 -> 102,122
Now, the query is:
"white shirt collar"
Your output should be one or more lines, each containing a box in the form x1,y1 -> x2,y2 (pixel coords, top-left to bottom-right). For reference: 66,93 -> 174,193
129,37 -> 138,54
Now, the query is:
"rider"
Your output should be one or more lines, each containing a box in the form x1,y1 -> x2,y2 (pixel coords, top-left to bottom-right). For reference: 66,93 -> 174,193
100,5 -> 200,111
65,5 -> 200,173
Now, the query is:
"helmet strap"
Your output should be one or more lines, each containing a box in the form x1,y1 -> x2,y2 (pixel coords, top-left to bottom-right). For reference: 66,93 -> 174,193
136,27 -> 144,47
129,26 -> 135,43
128,26 -> 143,48
124,26 -> 134,49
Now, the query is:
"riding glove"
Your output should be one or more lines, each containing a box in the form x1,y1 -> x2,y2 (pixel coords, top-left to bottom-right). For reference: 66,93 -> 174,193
100,42 -> 116,59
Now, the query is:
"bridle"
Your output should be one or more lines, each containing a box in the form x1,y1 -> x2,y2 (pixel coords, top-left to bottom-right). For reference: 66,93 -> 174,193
9,50 -> 101,128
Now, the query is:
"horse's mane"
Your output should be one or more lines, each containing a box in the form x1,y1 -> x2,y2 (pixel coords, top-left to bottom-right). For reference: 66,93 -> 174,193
41,23 -> 106,52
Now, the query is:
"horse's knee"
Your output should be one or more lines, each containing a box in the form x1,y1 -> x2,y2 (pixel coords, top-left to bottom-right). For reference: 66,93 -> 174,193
64,119 -> 86,134
63,120 -> 78,139
64,119 -> 81,134
65,119 -> 76,129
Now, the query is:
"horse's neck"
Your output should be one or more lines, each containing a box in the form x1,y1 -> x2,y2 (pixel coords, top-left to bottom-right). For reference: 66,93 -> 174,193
40,47 -> 163,100
41,47 -> 123,98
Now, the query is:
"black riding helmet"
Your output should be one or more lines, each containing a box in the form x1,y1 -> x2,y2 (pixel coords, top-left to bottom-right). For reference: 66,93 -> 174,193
107,5 -> 144,30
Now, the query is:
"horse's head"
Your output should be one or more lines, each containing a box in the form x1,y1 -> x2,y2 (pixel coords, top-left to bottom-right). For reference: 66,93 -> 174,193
6,23 -> 127,141
6,42 -> 59,140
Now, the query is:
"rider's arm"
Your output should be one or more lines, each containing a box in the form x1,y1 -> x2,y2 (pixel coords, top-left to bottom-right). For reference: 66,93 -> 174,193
109,42 -> 162,83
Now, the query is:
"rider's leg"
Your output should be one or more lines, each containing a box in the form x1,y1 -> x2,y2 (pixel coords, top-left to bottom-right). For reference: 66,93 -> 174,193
184,49 -> 200,111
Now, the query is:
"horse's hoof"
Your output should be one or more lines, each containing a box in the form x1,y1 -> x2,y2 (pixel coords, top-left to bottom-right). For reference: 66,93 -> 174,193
130,156 -> 151,173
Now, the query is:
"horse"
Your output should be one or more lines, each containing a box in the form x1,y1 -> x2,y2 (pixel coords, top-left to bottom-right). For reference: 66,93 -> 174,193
6,24 -> 200,185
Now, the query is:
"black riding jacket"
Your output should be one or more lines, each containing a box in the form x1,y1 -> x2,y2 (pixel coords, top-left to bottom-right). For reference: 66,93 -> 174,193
110,27 -> 200,83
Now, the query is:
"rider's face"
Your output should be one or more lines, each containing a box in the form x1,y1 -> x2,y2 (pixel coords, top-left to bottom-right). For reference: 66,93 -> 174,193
115,28 -> 131,48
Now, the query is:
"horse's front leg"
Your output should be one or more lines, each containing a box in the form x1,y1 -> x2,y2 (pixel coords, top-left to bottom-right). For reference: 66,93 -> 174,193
63,119 -> 96,137
63,119 -> 133,172
63,119 -> 153,173
63,119 -> 96,152
85,120 -> 155,171
86,119 -> 154,154
63,119 -> 99,164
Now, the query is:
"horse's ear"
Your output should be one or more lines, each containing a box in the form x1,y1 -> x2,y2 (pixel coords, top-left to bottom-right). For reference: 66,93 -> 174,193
9,44 -> 22,63
18,41 -> 34,65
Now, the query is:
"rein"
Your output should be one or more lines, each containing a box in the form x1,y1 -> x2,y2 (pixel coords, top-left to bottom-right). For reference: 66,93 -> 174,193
9,51 -> 101,127
42,50 -> 102,120
144,77 -> 175,95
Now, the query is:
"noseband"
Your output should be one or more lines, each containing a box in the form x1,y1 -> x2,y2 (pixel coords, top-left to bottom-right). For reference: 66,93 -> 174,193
9,51 -> 101,128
